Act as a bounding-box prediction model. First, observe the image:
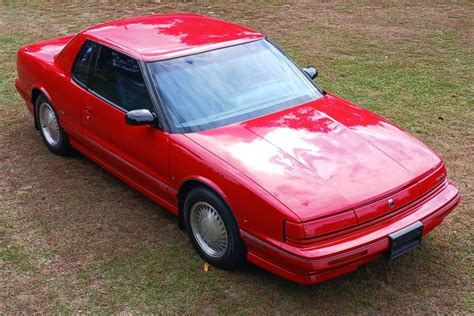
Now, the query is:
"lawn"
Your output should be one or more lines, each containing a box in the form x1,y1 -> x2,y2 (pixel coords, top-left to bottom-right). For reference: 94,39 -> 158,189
0,0 -> 472,314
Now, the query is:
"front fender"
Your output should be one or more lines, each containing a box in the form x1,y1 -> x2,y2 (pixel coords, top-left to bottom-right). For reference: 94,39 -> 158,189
169,134 -> 301,243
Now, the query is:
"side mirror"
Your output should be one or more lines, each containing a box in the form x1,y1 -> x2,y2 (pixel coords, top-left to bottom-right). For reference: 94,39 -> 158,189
125,109 -> 157,126
303,66 -> 318,80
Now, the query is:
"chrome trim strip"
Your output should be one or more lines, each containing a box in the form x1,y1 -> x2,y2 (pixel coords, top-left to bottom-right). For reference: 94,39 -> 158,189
240,230 -> 385,263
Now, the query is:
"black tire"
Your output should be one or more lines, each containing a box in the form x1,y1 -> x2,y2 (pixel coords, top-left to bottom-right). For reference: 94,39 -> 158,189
184,187 -> 246,270
35,95 -> 71,156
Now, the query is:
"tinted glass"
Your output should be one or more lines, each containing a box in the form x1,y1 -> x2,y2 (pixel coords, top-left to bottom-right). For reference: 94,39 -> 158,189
148,39 -> 322,133
72,40 -> 95,85
90,45 -> 153,111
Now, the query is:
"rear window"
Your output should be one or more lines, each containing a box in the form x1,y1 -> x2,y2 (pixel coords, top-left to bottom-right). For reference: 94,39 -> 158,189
71,40 -> 95,85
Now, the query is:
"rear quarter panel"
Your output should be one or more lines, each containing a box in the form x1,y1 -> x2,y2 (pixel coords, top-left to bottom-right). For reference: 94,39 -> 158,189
16,35 -> 85,134
16,35 -> 74,101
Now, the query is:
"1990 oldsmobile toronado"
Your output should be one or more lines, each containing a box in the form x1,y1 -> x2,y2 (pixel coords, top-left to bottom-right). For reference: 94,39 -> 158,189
15,14 -> 460,284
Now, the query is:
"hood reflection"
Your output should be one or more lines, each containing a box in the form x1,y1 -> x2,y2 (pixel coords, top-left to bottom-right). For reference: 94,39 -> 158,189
186,94 -> 441,220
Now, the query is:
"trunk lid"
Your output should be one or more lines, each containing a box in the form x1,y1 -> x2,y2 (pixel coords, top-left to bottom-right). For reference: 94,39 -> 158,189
21,35 -> 74,64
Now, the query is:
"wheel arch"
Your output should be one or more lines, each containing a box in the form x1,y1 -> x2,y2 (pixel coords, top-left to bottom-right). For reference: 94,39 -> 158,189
177,177 -> 232,230
31,86 -> 52,129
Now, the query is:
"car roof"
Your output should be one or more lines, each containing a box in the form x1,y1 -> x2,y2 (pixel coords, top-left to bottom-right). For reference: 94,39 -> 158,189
81,14 -> 265,62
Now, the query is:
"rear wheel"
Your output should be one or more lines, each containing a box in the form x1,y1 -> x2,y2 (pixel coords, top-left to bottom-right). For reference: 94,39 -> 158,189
36,95 -> 70,156
184,187 -> 246,269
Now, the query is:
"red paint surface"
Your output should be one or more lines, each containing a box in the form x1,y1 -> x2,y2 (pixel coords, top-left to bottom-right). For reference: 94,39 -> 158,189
15,14 -> 460,284
81,14 -> 264,61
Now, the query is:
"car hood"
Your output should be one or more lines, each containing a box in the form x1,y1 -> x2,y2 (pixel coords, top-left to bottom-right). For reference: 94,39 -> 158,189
186,94 -> 441,221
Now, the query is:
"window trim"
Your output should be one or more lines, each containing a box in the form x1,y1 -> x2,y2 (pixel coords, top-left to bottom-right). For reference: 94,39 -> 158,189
266,37 -> 325,96
70,38 -> 170,131
139,59 -> 173,131
71,39 -> 97,89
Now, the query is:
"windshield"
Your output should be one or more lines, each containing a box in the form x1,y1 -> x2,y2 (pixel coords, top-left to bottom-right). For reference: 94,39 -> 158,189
148,39 -> 323,133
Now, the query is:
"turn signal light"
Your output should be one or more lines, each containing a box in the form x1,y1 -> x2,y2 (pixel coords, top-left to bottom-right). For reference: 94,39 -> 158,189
284,221 -> 305,239
285,210 -> 358,243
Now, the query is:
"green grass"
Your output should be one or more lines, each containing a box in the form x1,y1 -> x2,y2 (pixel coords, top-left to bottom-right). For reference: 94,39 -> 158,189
0,1 -> 473,314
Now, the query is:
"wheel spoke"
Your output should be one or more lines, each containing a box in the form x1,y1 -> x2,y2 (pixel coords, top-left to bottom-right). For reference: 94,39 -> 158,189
190,201 -> 228,258
47,110 -> 53,124
38,102 -> 60,146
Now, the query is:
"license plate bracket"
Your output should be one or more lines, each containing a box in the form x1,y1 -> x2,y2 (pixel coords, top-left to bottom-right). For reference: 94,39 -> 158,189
386,221 -> 423,260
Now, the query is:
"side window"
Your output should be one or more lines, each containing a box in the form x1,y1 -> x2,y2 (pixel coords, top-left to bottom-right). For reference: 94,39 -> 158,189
72,40 -> 95,85
90,45 -> 153,112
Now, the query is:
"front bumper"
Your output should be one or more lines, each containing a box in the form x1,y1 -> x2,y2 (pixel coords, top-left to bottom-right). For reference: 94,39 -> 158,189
242,182 -> 460,284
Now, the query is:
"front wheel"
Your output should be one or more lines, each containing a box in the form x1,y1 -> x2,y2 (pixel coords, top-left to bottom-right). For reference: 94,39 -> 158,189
184,187 -> 246,270
36,95 -> 70,156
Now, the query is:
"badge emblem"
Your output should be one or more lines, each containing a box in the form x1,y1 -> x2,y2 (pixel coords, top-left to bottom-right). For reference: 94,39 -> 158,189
388,198 -> 394,208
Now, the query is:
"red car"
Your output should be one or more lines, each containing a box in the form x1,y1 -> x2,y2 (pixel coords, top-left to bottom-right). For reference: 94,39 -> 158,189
15,14 -> 460,284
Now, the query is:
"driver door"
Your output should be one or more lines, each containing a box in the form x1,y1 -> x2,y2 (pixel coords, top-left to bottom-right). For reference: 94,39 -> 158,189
81,43 -> 172,206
